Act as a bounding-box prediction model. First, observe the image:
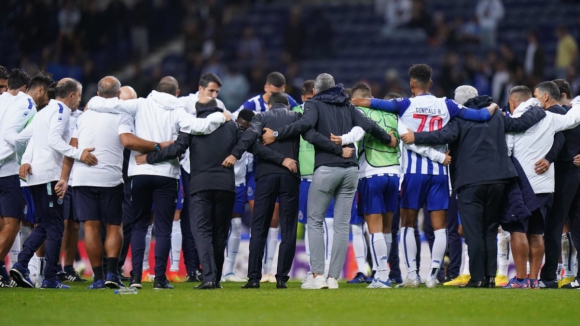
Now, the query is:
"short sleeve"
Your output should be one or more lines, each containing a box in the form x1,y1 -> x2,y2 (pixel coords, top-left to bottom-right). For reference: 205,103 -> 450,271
118,114 -> 135,135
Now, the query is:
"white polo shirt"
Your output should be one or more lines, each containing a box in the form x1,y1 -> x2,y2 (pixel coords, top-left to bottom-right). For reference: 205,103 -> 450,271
0,91 -> 37,177
71,110 -> 134,187
17,99 -> 83,186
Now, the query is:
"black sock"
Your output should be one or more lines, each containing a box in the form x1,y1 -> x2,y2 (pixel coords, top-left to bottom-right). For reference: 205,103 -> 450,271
93,266 -> 104,281
0,260 -> 10,280
107,258 -> 119,275
64,265 -> 74,274
57,264 -> 64,273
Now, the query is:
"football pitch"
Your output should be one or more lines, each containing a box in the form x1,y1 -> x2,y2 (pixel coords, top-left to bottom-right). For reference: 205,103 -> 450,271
1,282 -> 578,325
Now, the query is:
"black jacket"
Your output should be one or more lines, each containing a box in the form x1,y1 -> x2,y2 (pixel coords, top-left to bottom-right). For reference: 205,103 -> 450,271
545,104 -> 580,164
146,107 -> 285,194
275,85 -> 392,170
414,107 -> 546,190
501,156 -> 541,227
231,103 -> 339,180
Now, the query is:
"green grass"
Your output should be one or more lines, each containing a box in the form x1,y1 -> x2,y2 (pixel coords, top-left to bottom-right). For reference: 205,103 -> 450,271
1,281 -> 578,325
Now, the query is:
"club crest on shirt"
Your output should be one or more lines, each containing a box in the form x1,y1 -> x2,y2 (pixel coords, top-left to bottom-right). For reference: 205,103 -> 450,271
247,187 -> 254,197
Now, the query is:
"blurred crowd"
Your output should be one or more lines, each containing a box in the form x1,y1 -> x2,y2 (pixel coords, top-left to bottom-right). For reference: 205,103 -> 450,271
3,0 -> 579,109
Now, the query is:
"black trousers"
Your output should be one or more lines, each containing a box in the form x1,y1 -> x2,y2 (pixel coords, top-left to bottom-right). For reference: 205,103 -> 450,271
180,168 -> 201,274
130,175 -> 178,281
190,190 -> 235,283
118,175 -> 133,270
248,174 -> 299,282
457,183 -> 506,282
541,162 -> 580,281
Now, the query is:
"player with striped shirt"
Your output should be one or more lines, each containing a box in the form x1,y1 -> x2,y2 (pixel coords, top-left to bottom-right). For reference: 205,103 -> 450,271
352,64 -> 495,288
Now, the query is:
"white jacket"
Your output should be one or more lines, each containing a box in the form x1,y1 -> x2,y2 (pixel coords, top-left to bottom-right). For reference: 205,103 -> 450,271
87,91 -> 226,179
0,92 -> 36,177
178,92 -> 227,174
507,97 -> 580,193
16,99 -> 83,186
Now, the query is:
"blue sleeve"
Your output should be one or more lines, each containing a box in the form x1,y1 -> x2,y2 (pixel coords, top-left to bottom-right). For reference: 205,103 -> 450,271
242,99 -> 255,110
369,98 -> 407,115
286,94 -> 299,108
446,99 -> 491,122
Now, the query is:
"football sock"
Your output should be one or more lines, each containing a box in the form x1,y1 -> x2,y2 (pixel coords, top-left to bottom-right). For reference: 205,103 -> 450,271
430,229 -> 447,278
323,217 -> 334,276
462,243 -> 470,275
143,224 -> 153,271
402,227 -> 418,280
497,230 -> 510,276
562,233 -> 570,277
93,265 -> 104,281
384,233 -> 393,261
263,227 -> 278,275
107,258 -> 119,275
9,233 -> 20,265
351,223 -> 367,275
224,217 -> 242,275
170,221 -> 182,272
371,233 -> 388,281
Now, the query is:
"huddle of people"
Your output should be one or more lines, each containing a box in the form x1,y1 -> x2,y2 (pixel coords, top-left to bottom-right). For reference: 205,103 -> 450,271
0,63 -> 579,291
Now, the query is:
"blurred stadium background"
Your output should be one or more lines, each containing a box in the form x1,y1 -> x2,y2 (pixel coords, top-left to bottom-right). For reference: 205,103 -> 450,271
2,0 -> 580,109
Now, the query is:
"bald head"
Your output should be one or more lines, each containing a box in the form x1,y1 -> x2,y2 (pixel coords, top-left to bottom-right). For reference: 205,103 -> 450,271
156,76 -> 180,96
98,76 -> 121,98
195,96 -> 218,110
120,86 -> 137,100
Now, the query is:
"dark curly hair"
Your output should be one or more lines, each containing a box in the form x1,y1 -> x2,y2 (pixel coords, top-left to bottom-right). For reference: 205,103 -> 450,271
408,64 -> 433,85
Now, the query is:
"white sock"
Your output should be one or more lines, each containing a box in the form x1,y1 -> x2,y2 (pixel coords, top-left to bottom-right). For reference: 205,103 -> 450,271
263,227 -> 278,275
20,226 -> 31,249
384,233 -> 393,267
223,217 -> 242,276
562,233 -> 570,277
401,227 -> 418,280
371,233 -> 389,281
497,230 -> 510,277
29,254 -> 40,282
9,232 -> 21,266
564,232 -> 577,277
323,218 -> 334,276
527,261 -> 531,276
430,229 -> 447,278
462,243 -> 470,276
571,235 -> 578,276
170,221 -> 182,272
144,224 -> 153,271
351,223 -> 367,275
304,226 -> 310,267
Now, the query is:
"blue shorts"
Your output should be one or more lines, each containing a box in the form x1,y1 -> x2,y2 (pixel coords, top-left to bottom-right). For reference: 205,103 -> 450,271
246,170 -> 256,201
0,175 -> 25,219
176,176 -> 185,210
73,185 -> 124,225
21,187 -> 35,224
358,174 -> 399,215
400,173 -> 449,211
234,184 -> 247,215
298,179 -> 339,224
63,186 -> 77,221
349,192 -> 363,225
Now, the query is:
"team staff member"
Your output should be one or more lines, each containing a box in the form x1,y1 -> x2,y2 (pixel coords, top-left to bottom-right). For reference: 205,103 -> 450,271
0,70 -> 52,286
537,80 -> 580,288
11,78 -> 97,289
179,73 -> 227,282
86,76 -> 230,289
139,98 -> 286,289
